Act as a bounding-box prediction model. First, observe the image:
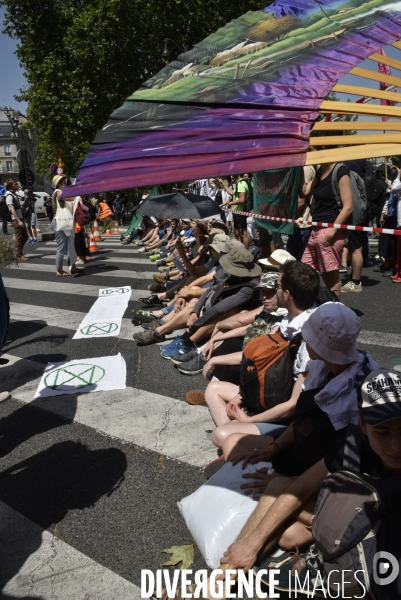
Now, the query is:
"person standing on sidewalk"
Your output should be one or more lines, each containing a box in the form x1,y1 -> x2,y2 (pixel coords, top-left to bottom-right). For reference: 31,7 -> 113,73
5,179 -> 29,261
0,195 -> 10,235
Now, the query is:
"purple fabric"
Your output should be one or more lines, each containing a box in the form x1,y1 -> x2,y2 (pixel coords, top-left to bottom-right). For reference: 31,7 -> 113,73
66,2 -> 401,197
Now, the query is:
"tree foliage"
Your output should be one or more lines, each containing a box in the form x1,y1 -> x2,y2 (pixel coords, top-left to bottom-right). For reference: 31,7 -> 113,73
1,0 -> 268,176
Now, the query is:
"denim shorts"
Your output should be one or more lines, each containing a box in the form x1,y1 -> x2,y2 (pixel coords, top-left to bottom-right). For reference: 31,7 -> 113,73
254,421 -> 290,438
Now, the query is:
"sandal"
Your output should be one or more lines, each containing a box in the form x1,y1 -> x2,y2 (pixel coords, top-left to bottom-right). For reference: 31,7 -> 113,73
56,271 -> 71,277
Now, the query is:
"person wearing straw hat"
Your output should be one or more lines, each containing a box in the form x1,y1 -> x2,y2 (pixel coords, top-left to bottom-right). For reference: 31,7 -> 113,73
51,175 -> 82,277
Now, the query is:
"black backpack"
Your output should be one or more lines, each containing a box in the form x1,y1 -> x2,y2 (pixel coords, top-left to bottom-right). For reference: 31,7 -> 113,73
312,426 -> 401,599
364,162 -> 388,220
235,179 -> 254,212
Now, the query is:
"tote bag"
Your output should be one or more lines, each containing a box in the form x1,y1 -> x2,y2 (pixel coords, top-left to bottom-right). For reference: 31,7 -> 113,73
55,199 -> 74,232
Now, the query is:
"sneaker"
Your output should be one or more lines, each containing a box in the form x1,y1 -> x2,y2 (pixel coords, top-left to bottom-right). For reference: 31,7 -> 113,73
138,247 -> 147,253
339,265 -> 348,273
160,336 -> 184,356
27,238 -> 35,243
148,283 -> 166,293
121,240 -> 131,245
133,328 -> 165,345
156,258 -> 167,267
75,259 -> 85,265
139,294 -> 164,306
185,390 -> 206,405
383,268 -> 395,277
374,254 -> 384,261
253,547 -> 324,596
161,338 -> 188,359
149,254 -> 160,262
170,347 -> 199,365
341,280 -> 362,293
178,351 -> 207,375
32,238 -> 38,243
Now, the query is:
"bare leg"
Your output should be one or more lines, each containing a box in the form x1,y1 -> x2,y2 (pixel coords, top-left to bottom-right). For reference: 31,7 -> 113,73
205,381 -> 239,426
321,269 -> 341,300
240,228 -> 249,250
211,422 -> 262,448
156,303 -> 195,335
350,246 -> 363,280
222,432 -> 273,462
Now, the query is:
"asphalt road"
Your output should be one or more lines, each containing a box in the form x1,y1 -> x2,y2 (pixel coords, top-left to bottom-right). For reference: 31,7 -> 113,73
0,228 -> 400,598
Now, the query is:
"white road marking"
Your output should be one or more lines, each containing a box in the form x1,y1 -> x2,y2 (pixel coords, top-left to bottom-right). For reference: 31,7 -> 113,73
5,262 -> 154,280
27,252 -> 153,265
0,502 -> 141,600
3,277 -> 151,300
357,330 -> 401,349
2,353 -> 216,467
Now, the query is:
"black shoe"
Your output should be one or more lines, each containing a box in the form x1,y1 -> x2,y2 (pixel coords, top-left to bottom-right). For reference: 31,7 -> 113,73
383,269 -> 395,277
139,294 -> 163,306
131,309 -> 159,323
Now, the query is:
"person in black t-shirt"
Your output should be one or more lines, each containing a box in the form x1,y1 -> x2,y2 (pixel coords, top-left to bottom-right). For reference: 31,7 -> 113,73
218,368 -> 401,579
301,132 -> 353,300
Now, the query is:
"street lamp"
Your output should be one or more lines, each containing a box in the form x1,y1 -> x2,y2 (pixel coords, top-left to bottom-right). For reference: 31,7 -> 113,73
162,38 -> 188,60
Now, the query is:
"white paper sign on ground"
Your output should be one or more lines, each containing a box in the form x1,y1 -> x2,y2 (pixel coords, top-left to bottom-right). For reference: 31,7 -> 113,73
34,353 -> 126,398
73,286 -> 131,339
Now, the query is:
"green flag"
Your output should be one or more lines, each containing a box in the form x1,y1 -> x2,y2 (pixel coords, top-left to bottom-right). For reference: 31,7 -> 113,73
254,167 -> 300,235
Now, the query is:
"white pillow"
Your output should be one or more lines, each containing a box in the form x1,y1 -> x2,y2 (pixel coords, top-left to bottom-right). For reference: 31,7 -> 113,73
178,460 -> 272,569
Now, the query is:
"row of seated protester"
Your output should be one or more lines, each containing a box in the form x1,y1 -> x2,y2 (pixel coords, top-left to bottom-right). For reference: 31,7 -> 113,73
128,218 -> 401,600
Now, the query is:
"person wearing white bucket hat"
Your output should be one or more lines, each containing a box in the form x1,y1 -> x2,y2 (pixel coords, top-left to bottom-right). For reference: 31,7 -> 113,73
258,249 -> 296,270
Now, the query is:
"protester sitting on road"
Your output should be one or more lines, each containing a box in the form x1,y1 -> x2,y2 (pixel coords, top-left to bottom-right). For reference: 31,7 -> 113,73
203,262 -> 320,447
136,248 -> 262,370
182,271 -> 286,387
133,238 -> 235,346
180,251 -> 297,384
218,366 -> 396,596
121,215 -> 157,245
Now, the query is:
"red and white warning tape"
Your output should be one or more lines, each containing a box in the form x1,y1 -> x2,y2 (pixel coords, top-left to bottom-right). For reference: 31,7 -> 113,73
222,208 -> 401,236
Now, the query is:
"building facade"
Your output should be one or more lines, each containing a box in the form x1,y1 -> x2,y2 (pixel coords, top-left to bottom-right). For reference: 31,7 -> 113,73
0,108 -> 52,194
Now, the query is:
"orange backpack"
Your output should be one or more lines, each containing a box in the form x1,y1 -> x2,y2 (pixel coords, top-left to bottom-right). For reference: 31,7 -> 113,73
240,331 -> 302,415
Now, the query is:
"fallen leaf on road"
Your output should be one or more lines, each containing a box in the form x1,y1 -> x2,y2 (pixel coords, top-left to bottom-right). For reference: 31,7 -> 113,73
161,545 -> 194,570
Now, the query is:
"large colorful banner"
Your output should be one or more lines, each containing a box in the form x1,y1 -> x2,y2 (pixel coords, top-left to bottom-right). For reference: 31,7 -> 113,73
254,167 -> 300,235
65,0 -> 401,196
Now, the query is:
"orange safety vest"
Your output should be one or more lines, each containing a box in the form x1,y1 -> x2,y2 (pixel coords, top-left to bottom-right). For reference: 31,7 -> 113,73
99,202 -> 113,220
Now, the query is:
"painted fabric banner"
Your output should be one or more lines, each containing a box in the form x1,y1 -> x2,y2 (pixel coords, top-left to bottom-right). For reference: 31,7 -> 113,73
65,0 -> 401,196
34,353 -> 126,398
254,167 -> 300,235
73,287 -> 131,340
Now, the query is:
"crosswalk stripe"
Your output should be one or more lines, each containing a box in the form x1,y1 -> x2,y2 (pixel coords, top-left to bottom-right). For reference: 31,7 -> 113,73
5,262 -> 154,280
3,277 -> 151,299
3,353 -> 216,467
26,252 -> 155,266
0,501 -> 141,600
9,302 -> 143,340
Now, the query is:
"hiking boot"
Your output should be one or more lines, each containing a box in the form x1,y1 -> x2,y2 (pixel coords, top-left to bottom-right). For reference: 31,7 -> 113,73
131,309 -> 159,322
185,390 -> 206,405
341,281 -> 362,293
133,328 -> 165,345
141,319 -> 163,330
178,351 -> 207,375
170,347 -> 198,365
148,283 -> 165,293
139,294 -> 164,306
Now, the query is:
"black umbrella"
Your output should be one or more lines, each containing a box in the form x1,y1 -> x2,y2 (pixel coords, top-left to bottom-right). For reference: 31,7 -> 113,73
138,192 -> 222,220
